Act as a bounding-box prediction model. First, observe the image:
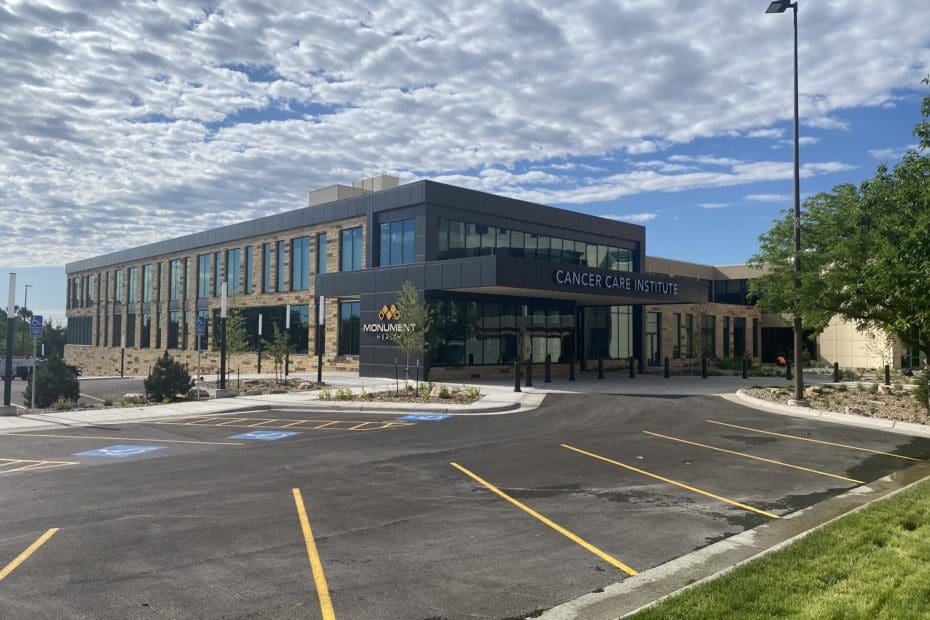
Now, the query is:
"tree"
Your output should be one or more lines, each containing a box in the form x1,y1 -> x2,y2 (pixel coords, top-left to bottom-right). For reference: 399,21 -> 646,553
23,354 -> 80,408
266,324 -> 294,384
750,78 -> 930,409
392,280 -> 434,375
144,351 -> 193,402
40,321 -> 68,359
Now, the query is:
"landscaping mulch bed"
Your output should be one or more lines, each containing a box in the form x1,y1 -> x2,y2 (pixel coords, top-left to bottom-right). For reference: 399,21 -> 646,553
745,384 -> 930,425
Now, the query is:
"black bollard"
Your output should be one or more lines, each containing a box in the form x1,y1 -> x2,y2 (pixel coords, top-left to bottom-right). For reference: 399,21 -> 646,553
629,356 -> 635,379
664,356 -> 670,379
597,356 -> 604,380
525,358 -> 533,387
701,356 -> 708,379
569,356 -> 576,381
833,362 -> 840,383
786,358 -> 792,381
742,357 -> 748,380
884,364 -> 891,386
544,354 -> 552,383
514,361 -> 522,392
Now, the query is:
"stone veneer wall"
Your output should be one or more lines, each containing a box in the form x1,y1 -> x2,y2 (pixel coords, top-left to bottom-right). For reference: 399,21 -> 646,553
644,302 -> 763,365
65,216 -> 365,377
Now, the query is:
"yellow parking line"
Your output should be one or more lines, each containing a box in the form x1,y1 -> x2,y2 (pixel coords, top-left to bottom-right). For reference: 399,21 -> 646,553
707,420 -> 922,462
292,489 -> 336,620
561,444 -> 780,520
281,420 -> 309,428
247,419 -> 279,427
450,462 -> 638,576
349,422 -> 370,431
0,433 -> 243,446
215,418 -> 249,426
643,431 -> 864,485
0,459 -> 79,474
0,528 -> 59,583
312,421 -> 339,430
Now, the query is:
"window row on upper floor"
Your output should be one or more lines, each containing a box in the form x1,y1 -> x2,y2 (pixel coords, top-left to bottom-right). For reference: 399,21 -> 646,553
436,218 -> 635,272
67,226 -> 371,309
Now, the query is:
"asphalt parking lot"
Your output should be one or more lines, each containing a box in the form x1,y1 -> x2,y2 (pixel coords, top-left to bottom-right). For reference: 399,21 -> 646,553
1,393 -> 928,619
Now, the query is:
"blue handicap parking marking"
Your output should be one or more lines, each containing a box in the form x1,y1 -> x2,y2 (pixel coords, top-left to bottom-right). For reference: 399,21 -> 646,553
398,414 -> 450,422
229,430 -> 301,441
74,445 -> 165,458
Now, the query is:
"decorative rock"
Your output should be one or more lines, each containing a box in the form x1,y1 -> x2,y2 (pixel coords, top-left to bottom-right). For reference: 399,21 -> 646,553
804,386 -> 823,398
297,381 -> 313,390
846,406 -> 865,415
430,385 -> 442,398
878,384 -> 893,395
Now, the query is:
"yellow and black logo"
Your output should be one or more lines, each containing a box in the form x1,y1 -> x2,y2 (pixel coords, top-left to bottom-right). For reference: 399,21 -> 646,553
379,304 -> 400,321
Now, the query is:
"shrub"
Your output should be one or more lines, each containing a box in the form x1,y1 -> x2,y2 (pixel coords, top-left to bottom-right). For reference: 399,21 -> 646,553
868,383 -> 879,395
318,388 -> 332,400
837,384 -> 848,392
23,354 -> 80,409
144,352 -> 193,402
466,386 -> 481,399
439,385 -> 452,399
335,387 -> 354,401
914,374 -> 928,413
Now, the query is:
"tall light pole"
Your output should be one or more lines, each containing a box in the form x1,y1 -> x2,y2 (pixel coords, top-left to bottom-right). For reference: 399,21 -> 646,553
3,273 -> 16,411
766,0 -> 805,403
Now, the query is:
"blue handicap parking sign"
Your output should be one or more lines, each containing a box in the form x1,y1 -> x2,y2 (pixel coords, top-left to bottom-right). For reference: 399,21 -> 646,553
195,316 -> 206,337
229,430 -> 301,441
74,445 -> 165,458
398,414 -> 450,422
29,315 -> 44,338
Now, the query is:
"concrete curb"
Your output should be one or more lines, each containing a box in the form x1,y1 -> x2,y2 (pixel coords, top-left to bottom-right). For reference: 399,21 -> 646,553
730,390 -> 930,438
267,400 -> 522,414
540,460 -> 930,620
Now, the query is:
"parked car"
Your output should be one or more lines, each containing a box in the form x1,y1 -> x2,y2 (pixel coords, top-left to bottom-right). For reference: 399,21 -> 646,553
12,359 -> 81,380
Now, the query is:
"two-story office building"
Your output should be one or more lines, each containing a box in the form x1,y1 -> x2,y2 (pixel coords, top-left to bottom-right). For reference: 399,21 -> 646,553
64,176 -> 762,378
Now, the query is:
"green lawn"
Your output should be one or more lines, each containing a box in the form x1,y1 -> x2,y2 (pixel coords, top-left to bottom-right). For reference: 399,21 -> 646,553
630,479 -> 930,619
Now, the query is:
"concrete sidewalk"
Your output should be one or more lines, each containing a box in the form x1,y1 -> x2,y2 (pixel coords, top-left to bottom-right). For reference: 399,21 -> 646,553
0,374 -> 533,433
0,370 -> 838,435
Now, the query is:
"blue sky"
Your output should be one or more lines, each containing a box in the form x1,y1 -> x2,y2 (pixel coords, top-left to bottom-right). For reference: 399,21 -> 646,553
1,1 -> 928,326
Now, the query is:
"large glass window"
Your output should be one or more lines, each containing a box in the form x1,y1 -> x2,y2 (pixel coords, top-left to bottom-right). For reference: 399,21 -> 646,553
289,304 -> 310,354
317,233 -> 328,274
140,312 -> 151,349
672,313 -> 682,358
85,274 -> 95,305
276,240 -> 287,292
213,251 -> 222,296
127,267 -> 137,303
379,219 -> 415,266
723,317 -> 730,357
752,318 -> 759,357
168,311 -> 180,349
340,227 -> 363,271
701,315 -> 716,358
142,264 -> 153,303
291,237 -> 310,290
262,243 -> 272,293
67,317 -> 93,345
733,317 -> 747,357
197,310 -> 209,351
583,306 -> 632,362
155,311 -> 162,348
338,301 -> 360,355
646,312 -> 661,366
115,270 -> 124,304
686,314 -> 694,357
169,259 -> 182,301
244,246 -> 254,294
197,254 -> 210,299
126,314 -> 136,348
226,248 -> 241,295
112,313 -> 122,347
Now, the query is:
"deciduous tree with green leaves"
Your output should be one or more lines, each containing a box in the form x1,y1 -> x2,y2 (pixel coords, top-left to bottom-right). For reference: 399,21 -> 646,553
750,78 -> 930,410
393,280 -> 434,376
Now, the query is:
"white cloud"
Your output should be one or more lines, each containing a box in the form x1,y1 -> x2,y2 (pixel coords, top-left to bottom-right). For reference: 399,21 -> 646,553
0,0 -> 927,266
699,202 -> 728,209
868,145 -> 917,162
605,213 -> 658,224
746,193 -> 791,202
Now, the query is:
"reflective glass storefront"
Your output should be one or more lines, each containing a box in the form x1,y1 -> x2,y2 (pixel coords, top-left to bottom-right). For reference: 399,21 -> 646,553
429,295 -> 575,366
583,306 -> 633,361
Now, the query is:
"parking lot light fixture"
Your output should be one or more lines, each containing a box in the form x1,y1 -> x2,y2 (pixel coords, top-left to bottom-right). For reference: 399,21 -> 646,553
766,0 -> 805,403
